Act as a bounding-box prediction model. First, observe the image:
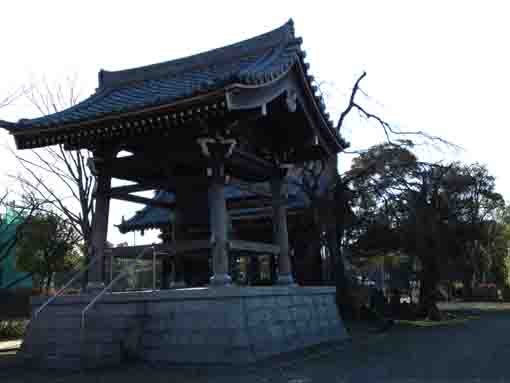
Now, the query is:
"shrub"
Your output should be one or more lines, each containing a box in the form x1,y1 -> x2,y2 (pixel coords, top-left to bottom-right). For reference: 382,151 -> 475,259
472,285 -> 499,300
502,286 -> 510,301
0,320 -> 28,340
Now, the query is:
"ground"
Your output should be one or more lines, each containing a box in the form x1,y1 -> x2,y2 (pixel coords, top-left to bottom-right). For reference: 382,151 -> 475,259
1,302 -> 510,382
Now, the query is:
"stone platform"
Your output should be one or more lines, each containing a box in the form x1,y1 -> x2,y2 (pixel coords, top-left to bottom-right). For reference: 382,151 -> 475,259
20,286 -> 348,369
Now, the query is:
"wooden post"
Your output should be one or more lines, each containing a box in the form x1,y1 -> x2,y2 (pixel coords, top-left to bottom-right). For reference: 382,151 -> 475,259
159,227 -> 172,290
87,170 -> 111,292
208,160 -> 231,286
171,209 -> 187,288
161,258 -> 171,289
197,135 -> 235,287
152,248 -> 157,290
271,174 -> 295,285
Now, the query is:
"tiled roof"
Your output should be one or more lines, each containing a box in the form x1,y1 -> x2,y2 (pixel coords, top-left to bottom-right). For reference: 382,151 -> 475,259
4,19 -> 336,131
118,185 -> 258,233
117,174 -> 329,233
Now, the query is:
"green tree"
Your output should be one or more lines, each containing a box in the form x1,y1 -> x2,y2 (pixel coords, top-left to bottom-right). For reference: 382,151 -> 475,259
0,193 -> 41,264
16,213 -> 81,290
345,143 -> 504,318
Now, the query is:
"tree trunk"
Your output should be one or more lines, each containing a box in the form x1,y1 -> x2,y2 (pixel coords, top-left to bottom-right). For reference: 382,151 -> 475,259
46,272 -> 53,292
462,268 -> 474,298
80,243 -> 90,291
419,259 -> 441,320
335,249 -> 350,319
332,184 -> 351,319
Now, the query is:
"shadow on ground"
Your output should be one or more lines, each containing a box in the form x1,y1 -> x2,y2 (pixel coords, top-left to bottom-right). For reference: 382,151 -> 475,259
2,302 -> 510,383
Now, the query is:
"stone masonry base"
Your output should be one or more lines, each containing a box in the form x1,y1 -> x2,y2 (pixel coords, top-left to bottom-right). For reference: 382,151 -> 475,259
20,286 -> 348,369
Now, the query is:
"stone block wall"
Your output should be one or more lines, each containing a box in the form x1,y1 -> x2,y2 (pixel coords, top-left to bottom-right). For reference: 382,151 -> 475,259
21,286 -> 348,369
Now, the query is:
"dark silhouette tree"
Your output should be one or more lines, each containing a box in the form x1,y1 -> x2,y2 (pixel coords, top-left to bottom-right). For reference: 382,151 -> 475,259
345,142 -> 504,318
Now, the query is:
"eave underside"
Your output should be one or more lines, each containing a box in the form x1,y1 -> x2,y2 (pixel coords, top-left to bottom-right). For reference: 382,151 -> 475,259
8,66 -> 345,156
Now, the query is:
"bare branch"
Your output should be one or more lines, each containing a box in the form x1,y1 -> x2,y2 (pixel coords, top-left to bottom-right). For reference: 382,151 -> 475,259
12,79 -> 95,257
353,101 -> 459,149
335,71 -> 460,152
0,86 -> 29,109
336,72 -> 367,133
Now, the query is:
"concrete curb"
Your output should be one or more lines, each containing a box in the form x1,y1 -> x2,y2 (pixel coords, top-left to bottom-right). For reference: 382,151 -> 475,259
0,347 -> 19,353
0,339 -> 21,352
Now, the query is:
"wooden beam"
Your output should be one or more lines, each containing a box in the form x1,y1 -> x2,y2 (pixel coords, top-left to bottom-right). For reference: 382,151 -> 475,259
229,240 -> 280,255
107,240 -> 280,259
97,155 -> 164,180
110,184 -> 156,195
230,177 -> 272,198
227,149 -> 279,182
109,193 -> 174,208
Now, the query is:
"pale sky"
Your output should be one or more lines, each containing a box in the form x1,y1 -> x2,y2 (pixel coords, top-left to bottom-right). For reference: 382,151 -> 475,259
1,1 -> 509,246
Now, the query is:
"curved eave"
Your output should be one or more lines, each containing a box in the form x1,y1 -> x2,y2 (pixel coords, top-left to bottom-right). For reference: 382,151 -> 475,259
8,88 -> 224,133
226,62 -> 345,156
293,60 -> 346,153
116,222 -> 166,234
2,20 -> 346,153
5,67 -> 297,151
7,90 -> 228,150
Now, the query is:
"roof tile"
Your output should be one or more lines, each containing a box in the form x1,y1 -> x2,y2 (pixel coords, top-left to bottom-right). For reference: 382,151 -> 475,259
8,20 -> 312,131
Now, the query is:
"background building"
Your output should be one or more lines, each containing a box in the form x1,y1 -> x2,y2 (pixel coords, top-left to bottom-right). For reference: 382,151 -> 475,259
0,209 -> 32,289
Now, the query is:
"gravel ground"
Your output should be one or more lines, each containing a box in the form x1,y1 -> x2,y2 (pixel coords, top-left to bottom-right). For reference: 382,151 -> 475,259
1,302 -> 510,383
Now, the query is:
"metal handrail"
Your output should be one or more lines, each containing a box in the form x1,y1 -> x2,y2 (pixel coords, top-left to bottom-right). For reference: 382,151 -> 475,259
34,254 -> 100,319
80,245 -> 155,334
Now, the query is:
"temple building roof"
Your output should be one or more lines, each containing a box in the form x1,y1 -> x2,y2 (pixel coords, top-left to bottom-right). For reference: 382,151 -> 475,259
117,173 -> 329,234
1,19 -> 346,152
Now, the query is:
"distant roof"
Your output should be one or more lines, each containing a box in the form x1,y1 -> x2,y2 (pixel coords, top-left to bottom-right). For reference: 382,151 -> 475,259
1,19 -> 338,140
118,186 -> 257,233
117,173 -> 330,233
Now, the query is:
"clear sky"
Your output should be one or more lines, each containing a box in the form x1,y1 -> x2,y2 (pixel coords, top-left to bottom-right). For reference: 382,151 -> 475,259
1,1 -> 509,246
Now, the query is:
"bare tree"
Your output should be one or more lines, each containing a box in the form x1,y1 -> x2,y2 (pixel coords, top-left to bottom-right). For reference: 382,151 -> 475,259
0,87 -> 42,267
14,146 -> 94,250
0,87 -> 27,110
336,72 -> 456,150
11,78 -> 95,286
292,71 -> 457,318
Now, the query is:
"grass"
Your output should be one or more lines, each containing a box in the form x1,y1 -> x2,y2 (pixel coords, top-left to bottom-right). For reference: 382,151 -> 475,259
396,314 -> 480,328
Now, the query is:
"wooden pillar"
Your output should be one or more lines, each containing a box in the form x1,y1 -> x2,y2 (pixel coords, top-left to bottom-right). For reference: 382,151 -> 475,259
196,135 -> 235,287
249,256 -> 260,286
159,227 -> 172,290
271,174 -> 295,285
208,160 -> 231,286
161,258 -> 171,289
171,209 -> 187,288
87,170 -> 111,292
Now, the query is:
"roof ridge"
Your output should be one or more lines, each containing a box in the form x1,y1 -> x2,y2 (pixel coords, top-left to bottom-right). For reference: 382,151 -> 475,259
98,19 -> 295,91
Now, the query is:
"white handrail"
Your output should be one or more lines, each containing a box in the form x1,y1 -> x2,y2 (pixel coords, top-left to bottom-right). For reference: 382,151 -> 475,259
34,254 -> 100,319
80,245 -> 155,334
